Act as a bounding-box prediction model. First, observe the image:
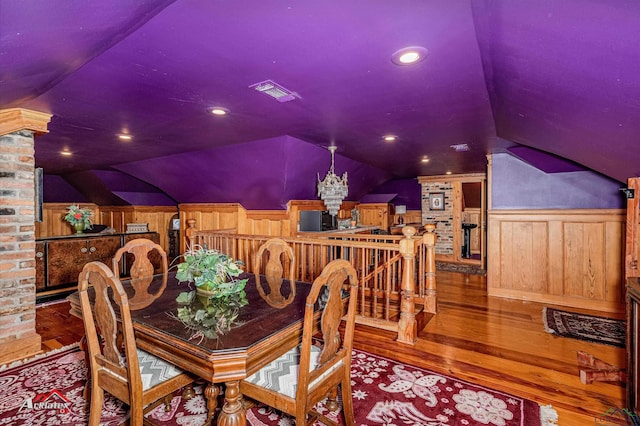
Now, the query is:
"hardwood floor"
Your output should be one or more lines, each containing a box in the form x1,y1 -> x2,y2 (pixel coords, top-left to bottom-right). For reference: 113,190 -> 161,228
36,270 -> 626,424
36,298 -> 86,352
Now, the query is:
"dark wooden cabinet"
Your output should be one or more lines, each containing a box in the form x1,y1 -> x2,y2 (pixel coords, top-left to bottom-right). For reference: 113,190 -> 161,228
46,235 -> 121,287
168,229 -> 179,260
35,241 -> 46,290
35,232 -> 160,296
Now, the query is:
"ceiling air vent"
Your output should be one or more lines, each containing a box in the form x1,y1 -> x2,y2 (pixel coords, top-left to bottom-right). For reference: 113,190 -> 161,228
249,79 -> 298,103
450,143 -> 469,152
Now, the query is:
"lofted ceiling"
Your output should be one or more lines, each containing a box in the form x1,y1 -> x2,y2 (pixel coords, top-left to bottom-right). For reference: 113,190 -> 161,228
1,1 -> 639,208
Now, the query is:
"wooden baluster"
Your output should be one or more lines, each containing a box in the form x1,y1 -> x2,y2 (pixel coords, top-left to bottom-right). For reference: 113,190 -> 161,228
397,226 -> 417,344
423,223 -> 437,314
362,247 -> 368,317
373,247 -> 379,319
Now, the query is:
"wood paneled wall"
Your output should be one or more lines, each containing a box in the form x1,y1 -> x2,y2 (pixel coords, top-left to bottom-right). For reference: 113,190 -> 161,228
36,203 -> 101,237
36,203 -> 178,254
392,209 -> 422,226
178,201 -> 359,252
487,209 -> 625,312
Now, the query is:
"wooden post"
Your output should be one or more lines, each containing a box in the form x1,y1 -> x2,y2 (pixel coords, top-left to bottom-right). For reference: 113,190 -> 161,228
397,226 -> 417,344
0,108 -> 51,364
626,178 -> 640,278
185,218 -> 198,248
423,223 -> 437,314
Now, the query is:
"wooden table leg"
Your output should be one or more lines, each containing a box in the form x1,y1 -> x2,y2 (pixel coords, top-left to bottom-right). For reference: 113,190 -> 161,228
204,383 -> 221,425
217,380 -> 246,426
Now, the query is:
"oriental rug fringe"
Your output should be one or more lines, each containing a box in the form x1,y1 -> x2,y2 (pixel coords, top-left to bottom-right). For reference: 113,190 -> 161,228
0,346 -> 557,425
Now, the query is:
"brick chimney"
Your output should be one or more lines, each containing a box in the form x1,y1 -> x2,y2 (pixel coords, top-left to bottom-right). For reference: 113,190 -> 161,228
0,109 -> 51,364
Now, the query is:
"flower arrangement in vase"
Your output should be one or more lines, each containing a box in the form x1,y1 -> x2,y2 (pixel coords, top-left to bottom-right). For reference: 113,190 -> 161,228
63,205 -> 93,233
170,245 -> 248,340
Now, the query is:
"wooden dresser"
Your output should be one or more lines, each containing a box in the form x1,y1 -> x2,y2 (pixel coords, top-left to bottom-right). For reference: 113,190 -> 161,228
35,232 -> 160,300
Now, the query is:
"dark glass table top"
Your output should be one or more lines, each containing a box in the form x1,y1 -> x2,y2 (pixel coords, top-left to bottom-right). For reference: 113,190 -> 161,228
126,272 -> 311,354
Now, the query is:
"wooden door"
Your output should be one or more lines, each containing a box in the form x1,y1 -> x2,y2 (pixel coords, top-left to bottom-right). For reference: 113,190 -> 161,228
47,238 -> 90,287
86,235 -> 122,264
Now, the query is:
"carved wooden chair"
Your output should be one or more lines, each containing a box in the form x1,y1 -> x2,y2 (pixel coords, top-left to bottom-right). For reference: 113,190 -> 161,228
78,261 -> 195,426
253,238 -> 296,308
112,238 -> 168,310
240,259 -> 358,425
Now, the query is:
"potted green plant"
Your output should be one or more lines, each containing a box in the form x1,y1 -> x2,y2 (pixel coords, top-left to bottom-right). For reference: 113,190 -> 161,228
171,245 -> 248,340
63,205 -> 93,233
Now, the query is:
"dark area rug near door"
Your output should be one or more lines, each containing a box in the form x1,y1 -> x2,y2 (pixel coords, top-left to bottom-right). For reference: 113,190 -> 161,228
543,307 -> 626,348
0,345 -> 557,425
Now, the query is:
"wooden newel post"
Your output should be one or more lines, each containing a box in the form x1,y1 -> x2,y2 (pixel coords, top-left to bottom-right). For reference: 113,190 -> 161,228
185,219 -> 198,249
423,223 -> 437,313
397,226 -> 417,344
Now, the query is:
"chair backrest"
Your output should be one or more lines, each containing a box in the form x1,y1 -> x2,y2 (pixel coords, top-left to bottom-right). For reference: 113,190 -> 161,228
253,238 -> 296,308
112,238 -> 168,310
296,259 -> 359,400
78,261 -> 143,405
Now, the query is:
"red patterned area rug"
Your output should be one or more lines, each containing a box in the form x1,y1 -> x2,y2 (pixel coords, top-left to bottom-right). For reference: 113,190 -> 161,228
0,344 -> 128,425
0,345 -> 556,425
248,350 -> 556,426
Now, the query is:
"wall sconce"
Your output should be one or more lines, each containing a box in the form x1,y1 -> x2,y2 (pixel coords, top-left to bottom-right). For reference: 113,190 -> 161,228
395,205 -> 407,224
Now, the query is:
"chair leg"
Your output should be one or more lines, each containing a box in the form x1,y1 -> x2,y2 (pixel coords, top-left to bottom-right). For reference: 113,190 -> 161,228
182,383 -> 195,400
341,378 -> 355,425
88,386 -> 104,426
295,407 -> 308,426
79,335 -> 92,402
130,400 -> 145,426
325,387 -> 339,412
162,394 -> 173,412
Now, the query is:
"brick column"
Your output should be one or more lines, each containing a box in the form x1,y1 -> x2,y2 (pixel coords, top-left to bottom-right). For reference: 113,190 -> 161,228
0,109 -> 51,364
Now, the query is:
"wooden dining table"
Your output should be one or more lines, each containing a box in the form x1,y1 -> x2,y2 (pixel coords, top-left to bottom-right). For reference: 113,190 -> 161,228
69,271 -> 313,425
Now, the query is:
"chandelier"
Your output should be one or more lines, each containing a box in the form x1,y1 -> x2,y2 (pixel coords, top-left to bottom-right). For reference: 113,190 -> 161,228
317,146 -> 348,216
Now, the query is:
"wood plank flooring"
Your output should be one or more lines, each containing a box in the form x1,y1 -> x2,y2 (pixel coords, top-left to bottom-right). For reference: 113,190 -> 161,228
35,270 -> 626,424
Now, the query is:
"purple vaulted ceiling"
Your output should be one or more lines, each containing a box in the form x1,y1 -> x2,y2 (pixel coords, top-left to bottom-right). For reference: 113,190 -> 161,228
1,1 -> 639,208
113,136 -> 392,210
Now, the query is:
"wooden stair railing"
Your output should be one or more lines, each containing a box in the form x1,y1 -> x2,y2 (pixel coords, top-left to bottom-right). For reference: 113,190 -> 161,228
184,221 -> 437,344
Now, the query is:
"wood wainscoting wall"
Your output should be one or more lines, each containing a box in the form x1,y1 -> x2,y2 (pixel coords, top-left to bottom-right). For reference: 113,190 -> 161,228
36,203 -> 178,254
99,205 -> 178,253
487,209 -> 626,313
178,201 -> 360,253
35,202 -> 100,238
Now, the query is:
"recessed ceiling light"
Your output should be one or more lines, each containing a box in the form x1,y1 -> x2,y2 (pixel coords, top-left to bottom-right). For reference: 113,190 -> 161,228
446,171 -> 452,175
421,156 -> 430,163
118,134 -> 132,141
60,150 -> 72,156
383,135 -> 397,142
391,46 -> 428,66
210,107 -> 229,116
